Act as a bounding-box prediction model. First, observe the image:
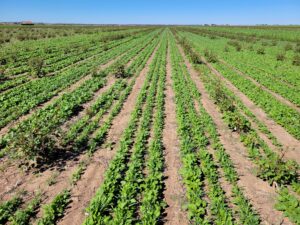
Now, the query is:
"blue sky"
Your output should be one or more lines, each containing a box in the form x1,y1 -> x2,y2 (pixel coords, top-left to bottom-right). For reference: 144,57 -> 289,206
1,0 -> 300,25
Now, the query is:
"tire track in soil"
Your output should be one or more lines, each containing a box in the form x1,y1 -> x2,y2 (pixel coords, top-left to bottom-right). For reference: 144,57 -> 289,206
201,57 -> 300,157
163,44 -> 188,225
177,43 -> 293,225
220,59 -> 300,114
57,43 -> 161,225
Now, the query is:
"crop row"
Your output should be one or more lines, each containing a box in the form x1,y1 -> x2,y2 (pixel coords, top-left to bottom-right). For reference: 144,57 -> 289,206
1,30 -> 162,161
169,31 -> 239,224
177,31 -> 300,141
0,31 -> 163,225
0,29 -> 160,130
197,64 -> 300,224
175,33 -> 300,223
178,31 -> 300,104
3,29 -> 145,78
0,27 -> 149,73
0,33 -> 138,92
63,33 -> 161,152
83,31 -> 167,224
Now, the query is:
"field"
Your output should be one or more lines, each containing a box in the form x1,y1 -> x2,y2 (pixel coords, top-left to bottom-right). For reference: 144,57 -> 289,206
0,25 -> 299,225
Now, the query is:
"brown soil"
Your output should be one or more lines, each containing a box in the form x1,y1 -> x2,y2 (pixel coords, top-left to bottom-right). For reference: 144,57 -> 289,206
240,110 -> 300,165
201,57 -> 300,157
1,41 -> 128,96
163,45 -> 188,225
178,44 -> 293,225
221,59 -> 300,114
0,56 -> 123,200
60,76 -> 117,133
243,62 -> 300,90
206,145 -> 240,222
0,50 -> 125,139
57,43 -> 161,225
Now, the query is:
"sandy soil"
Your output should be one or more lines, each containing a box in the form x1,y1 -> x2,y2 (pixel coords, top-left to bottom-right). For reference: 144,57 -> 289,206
178,43 -> 292,225
163,44 -> 188,225
58,43 -> 161,225
202,57 -> 300,158
221,59 -> 300,114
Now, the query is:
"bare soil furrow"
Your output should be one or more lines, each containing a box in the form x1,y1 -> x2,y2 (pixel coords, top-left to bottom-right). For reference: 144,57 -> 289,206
178,44 -> 293,225
201,57 -> 300,156
0,54 -> 121,138
163,45 -> 188,225
0,56 -> 122,199
57,43 -> 161,225
220,59 -> 300,114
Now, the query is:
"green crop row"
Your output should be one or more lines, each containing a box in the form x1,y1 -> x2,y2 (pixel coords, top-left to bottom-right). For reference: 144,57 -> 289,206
169,32 -> 237,224
83,31 -> 167,224
0,29 -> 159,130
176,35 -> 300,224
175,32 -> 262,224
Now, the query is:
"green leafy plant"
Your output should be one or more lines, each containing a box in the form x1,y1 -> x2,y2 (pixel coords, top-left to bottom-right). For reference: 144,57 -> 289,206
275,188 -> 300,224
256,47 -> 265,55
276,53 -> 285,61
28,57 -> 45,77
37,190 -> 71,225
113,63 -> 128,78
9,195 -> 41,225
292,54 -> 300,66
0,196 -> 23,224
204,49 -> 218,63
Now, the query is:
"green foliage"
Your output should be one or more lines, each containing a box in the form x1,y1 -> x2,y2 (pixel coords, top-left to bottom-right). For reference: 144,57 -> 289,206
84,32 -> 166,224
113,63 -> 128,78
227,40 -> 242,51
71,161 -> 88,185
224,45 -> 230,52
276,53 -> 285,61
91,68 -> 107,78
37,190 -> 71,225
9,195 -> 41,225
0,57 -> 7,65
0,67 -> 6,81
275,188 -> 300,224
256,155 -> 298,185
204,49 -> 218,63
0,196 -> 23,224
28,57 -> 45,77
256,47 -> 265,55
180,37 -> 202,64
292,54 -> 300,66
284,43 -> 293,51
224,111 -> 251,133
11,124 -> 55,162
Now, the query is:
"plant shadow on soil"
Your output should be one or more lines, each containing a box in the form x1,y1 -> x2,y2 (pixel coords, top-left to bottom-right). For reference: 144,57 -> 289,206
31,132 -> 108,173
